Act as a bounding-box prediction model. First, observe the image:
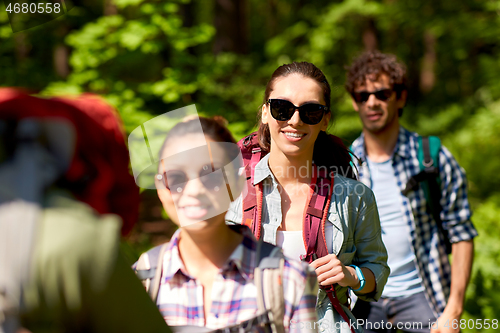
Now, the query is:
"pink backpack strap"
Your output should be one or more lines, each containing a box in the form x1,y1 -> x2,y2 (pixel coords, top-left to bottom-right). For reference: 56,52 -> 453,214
301,167 -> 333,263
242,165 -> 256,226
326,285 -> 356,333
238,133 -> 264,239
303,169 -> 355,333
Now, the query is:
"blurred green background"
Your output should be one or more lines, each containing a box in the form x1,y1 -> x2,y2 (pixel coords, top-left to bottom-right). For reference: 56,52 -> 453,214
1,0 -> 500,329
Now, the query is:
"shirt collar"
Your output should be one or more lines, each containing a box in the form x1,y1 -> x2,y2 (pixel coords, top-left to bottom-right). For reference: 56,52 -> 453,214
162,225 -> 258,283
223,225 -> 258,281
394,126 -> 411,159
352,126 -> 412,162
253,154 -> 273,185
161,229 -> 189,282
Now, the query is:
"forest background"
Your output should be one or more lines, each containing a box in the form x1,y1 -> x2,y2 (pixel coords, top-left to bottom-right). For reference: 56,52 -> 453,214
1,0 -> 500,329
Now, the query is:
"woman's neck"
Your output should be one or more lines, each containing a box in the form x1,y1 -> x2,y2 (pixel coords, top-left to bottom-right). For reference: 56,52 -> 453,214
268,149 -> 313,186
177,216 -> 243,272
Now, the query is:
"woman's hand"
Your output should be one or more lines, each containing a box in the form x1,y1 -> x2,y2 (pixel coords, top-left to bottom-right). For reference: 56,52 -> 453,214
310,254 -> 359,289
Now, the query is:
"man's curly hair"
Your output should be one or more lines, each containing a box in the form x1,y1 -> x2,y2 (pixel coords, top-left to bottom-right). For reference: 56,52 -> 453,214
345,51 -> 408,116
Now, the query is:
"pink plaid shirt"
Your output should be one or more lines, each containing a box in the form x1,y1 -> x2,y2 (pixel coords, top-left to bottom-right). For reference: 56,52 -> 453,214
156,226 -> 319,332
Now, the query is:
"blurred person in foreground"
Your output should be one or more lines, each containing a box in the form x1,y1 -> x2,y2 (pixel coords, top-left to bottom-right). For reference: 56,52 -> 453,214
347,51 -> 477,333
0,89 -> 171,333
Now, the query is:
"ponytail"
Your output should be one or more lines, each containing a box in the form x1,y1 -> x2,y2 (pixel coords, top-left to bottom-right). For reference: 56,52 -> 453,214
313,131 -> 356,180
257,120 -> 271,153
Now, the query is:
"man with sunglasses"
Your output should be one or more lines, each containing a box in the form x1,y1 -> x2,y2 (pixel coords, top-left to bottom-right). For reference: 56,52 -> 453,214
346,51 -> 477,333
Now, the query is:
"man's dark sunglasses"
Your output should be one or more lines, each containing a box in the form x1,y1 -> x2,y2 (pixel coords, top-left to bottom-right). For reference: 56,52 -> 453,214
267,99 -> 328,125
351,89 -> 394,103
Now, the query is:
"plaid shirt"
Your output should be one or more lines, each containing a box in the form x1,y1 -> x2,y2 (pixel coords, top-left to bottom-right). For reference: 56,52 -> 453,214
155,225 -> 319,332
351,126 -> 477,316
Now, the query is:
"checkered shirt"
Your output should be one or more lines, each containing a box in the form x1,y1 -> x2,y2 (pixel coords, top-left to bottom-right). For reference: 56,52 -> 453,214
155,225 -> 319,332
350,126 -> 478,316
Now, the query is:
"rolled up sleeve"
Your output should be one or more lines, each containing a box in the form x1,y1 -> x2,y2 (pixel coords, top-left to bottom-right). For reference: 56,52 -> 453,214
438,146 -> 478,243
352,186 -> 390,302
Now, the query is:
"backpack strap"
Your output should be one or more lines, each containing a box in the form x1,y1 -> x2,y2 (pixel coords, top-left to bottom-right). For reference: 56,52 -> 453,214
254,241 -> 285,333
303,170 -> 356,332
238,132 -> 263,182
242,168 -> 263,239
301,167 -> 333,263
238,133 -> 264,238
321,285 -> 353,329
402,136 -> 451,254
134,243 -> 169,304
401,136 -> 440,195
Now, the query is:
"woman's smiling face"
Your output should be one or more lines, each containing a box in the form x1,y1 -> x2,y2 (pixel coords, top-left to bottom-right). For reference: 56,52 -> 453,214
262,74 -> 330,159
157,133 -> 232,228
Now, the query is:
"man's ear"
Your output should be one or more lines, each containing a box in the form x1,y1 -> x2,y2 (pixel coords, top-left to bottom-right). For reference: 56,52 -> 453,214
397,90 -> 408,109
261,104 -> 269,124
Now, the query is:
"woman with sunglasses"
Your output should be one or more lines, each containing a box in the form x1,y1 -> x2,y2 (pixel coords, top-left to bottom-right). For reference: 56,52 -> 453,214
226,62 -> 389,332
135,116 -> 319,332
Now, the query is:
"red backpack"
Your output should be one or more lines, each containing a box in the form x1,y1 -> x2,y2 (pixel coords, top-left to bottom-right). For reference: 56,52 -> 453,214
0,89 -> 139,236
237,132 -> 357,331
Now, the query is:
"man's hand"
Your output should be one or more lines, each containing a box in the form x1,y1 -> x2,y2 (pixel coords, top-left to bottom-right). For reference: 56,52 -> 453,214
430,240 -> 474,332
431,307 -> 461,333
309,253 -> 359,288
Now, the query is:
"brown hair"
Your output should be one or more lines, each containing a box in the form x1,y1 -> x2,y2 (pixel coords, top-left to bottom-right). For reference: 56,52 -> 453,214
257,61 -> 355,179
162,115 -> 235,150
345,51 -> 407,116
159,115 -> 238,164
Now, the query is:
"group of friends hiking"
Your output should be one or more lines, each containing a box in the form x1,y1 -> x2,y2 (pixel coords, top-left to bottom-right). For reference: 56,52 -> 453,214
0,50 -> 476,333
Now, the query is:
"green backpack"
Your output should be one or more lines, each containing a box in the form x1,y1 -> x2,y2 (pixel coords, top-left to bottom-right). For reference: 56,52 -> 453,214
401,136 -> 451,254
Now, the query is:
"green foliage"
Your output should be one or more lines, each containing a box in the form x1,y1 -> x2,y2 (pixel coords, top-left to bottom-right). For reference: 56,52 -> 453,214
1,0 -> 500,324
41,0 -> 216,132
445,100 -> 500,201
462,194 -> 500,329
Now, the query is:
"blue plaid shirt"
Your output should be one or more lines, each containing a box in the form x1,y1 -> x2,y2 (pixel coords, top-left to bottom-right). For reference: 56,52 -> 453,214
351,126 -> 477,316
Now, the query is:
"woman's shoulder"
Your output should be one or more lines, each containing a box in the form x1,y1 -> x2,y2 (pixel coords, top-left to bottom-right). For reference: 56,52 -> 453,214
331,175 -> 374,199
328,175 -> 377,215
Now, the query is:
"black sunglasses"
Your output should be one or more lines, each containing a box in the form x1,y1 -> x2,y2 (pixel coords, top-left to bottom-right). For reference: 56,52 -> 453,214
158,164 -> 225,194
351,89 -> 394,103
267,99 -> 328,125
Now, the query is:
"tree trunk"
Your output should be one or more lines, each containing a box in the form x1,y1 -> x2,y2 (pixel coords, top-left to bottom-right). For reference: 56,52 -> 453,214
104,0 -> 117,16
213,0 -> 248,54
362,19 -> 378,52
420,31 -> 436,93
54,44 -> 70,78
